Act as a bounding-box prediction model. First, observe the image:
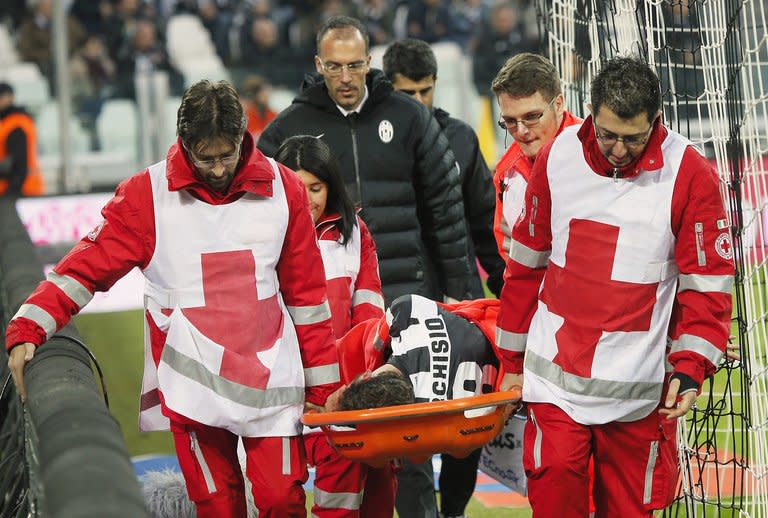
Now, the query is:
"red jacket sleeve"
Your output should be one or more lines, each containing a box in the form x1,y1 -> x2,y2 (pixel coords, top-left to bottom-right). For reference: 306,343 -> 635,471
495,143 -> 554,374
668,147 -> 734,385
275,164 -> 340,406
351,217 -> 385,326
5,172 -> 155,350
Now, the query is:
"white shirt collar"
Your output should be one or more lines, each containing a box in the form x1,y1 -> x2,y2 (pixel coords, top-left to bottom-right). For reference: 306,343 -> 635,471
335,85 -> 369,116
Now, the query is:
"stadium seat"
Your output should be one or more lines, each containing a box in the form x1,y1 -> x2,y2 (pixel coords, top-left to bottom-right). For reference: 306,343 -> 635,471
97,99 -> 139,162
176,58 -> 231,88
166,14 -> 217,69
269,87 -> 296,113
35,101 -> 92,156
0,62 -> 51,113
0,23 -> 19,67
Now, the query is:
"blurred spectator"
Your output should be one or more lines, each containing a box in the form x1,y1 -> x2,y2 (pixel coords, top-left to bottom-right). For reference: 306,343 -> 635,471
70,0 -> 113,35
16,0 -> 87,86
287,0 -> 360,59
69,34 -> 116,125
239,74 -> 277,143
0,0 -> 26,30
472,0 -> 535,97
0,82 -> 44,197
114,18 -> 183,98
101,0 -> 154,62
406,0 -> 453,44
449,0 -> 486,49
358,0 -> 395,46
239,16 -> 307,88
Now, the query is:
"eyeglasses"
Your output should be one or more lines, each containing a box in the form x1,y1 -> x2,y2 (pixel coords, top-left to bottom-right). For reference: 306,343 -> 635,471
318,58 -> 368,77
593,124 -> 652,148
186,144 -> 241,170
497,97 -> 557,131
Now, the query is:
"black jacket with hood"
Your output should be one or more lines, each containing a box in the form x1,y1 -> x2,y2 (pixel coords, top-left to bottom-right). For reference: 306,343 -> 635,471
259,69 -> 472,303
433,107 -> 505,298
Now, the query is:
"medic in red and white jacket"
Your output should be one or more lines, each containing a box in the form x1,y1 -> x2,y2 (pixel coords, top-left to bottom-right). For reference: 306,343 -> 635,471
496,116 -> 734,425
315,212 -> 385,338
5,133 -> 340,437
493,111 -> 582,259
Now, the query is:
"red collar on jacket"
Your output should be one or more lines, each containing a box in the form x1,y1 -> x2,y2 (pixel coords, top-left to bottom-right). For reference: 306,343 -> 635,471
165,131 -> 276,204
316,212 -> 343,239
577,115 -> 667,179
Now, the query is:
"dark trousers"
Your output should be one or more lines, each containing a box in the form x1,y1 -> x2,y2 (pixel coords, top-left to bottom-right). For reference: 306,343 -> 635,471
394,449 -> 482,518
439,449 -> 482,517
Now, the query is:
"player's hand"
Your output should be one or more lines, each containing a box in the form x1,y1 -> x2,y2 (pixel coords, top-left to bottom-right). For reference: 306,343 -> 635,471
8,342 -> 36,402
304,401 -> 324,413
499,372 -> 523,418
659,376 -> 697,420
323,384 -> 348,412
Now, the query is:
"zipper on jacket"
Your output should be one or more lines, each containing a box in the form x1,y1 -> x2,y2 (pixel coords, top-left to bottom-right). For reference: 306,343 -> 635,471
189,431 -> 217,494
348,114 -> 363,205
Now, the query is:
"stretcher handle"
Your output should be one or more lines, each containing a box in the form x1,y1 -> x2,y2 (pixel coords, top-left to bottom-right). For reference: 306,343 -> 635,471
302,388 -> 522,427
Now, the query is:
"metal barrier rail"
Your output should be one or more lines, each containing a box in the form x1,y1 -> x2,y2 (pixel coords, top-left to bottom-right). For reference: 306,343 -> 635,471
0,198 -> 150,518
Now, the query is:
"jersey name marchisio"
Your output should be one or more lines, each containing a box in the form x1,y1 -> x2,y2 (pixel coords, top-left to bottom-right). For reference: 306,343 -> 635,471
524,126 -> 691,425
139,158 -> 305,437
387,295 -> 498,402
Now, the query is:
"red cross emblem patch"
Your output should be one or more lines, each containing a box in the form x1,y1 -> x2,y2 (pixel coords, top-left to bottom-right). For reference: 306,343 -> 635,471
715,233 -> 733,260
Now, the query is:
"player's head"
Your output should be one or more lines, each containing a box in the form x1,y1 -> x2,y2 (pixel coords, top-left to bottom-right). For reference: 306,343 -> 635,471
383,39 -> 437,109
589,56 -> 662,168
339,370 -> 416,411
315,16 -> 371,111
177,80 -> 247,192
274,135 -> 356,242
491,53 -> 565,158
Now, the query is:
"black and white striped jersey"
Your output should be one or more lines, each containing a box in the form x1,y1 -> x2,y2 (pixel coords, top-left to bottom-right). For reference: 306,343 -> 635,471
386,294 -> 499,402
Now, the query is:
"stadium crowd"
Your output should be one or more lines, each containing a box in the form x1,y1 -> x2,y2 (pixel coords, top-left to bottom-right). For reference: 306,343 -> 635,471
0,0 -> 537,150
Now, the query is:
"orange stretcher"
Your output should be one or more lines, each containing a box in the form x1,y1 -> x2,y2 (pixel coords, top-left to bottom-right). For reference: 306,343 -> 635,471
301,389 -> 521,467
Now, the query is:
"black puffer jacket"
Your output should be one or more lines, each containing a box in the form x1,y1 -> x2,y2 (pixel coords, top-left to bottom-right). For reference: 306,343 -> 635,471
259,70 -> 471,303
433,107 -> 505,298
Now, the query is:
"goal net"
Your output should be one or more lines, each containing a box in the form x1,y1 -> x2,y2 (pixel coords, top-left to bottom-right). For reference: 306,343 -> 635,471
534,0 -> 768,515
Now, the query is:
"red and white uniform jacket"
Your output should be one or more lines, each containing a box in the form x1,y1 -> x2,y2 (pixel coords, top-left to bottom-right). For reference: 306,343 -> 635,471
5,134 -> 339,437
493,111 -> 581,259
496,116 -> 734,425
316,213 -> 385,338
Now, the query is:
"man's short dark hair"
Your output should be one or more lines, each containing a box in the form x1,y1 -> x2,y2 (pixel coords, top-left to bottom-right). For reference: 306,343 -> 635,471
177,80 -> 246,151
316,16 -> 370,54
340,370 -> 416,411
0,82 -> 13,97
590,56 -> 661,123
382,39 -> 437,83
491,52 -> 561,100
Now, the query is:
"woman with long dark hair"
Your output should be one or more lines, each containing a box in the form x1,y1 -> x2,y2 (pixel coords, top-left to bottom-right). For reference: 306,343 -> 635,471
275,135 -> 392,518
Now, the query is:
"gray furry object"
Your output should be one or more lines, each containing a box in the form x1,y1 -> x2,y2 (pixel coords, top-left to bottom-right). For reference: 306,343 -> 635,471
140,467 -> 258,518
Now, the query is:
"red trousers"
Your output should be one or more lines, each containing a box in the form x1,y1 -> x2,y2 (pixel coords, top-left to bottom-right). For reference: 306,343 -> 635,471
171,421 -> 308,518
305,433 -> 397,518
523,402 -> 678,518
